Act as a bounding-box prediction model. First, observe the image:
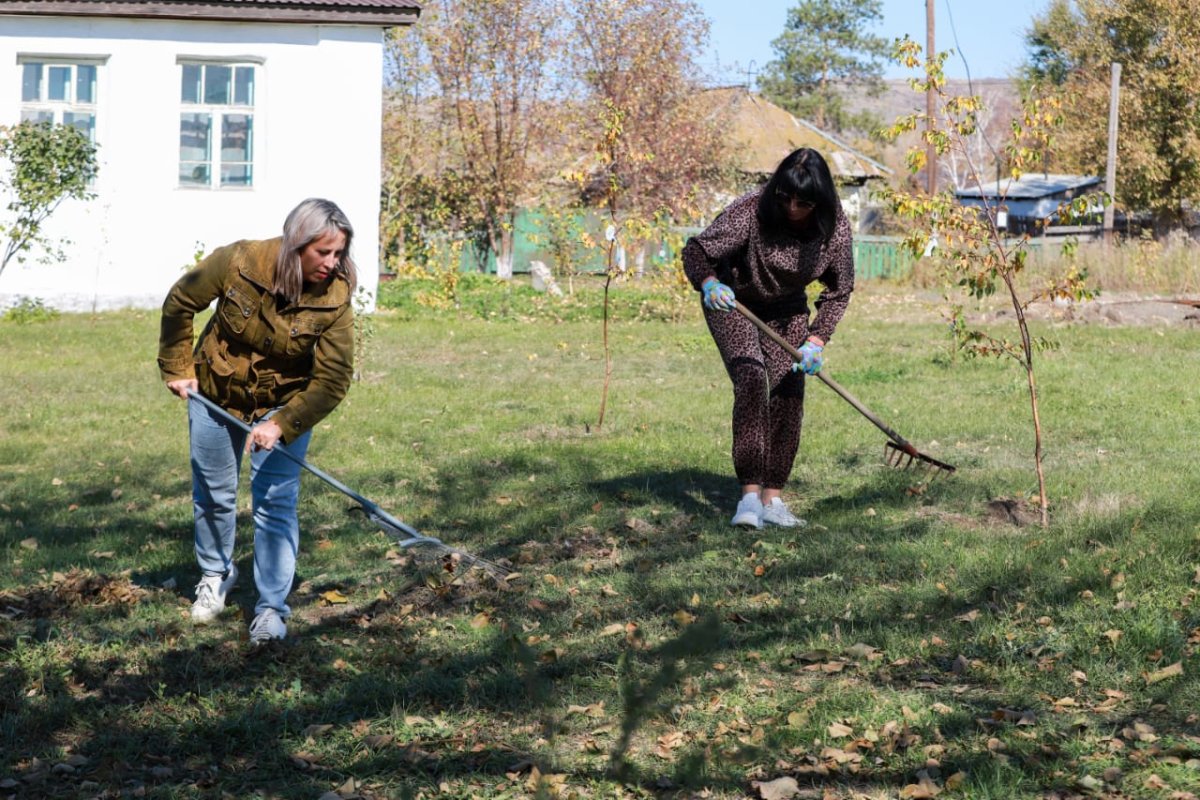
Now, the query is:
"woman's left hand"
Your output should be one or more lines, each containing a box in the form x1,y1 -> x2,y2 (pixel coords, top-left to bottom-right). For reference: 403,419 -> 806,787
247,419 -> 284,452
791,339 -> 824,375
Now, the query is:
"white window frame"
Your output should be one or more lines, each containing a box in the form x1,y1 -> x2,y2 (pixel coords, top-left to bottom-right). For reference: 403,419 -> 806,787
177,57 -> 262,190
18,55 -> 106,142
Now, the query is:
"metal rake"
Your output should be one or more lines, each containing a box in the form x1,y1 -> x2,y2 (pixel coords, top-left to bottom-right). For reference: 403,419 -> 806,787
186,392 -> 511,578
735,304 -> 956,479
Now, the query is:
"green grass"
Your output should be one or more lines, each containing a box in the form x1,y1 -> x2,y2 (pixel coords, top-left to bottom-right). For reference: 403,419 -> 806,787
2,280 -> 1199,799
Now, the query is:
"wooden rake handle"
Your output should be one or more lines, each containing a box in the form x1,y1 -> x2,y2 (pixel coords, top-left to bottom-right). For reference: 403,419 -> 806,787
733,303 -> 923,457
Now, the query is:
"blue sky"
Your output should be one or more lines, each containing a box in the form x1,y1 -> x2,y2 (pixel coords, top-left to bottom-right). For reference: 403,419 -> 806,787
696,0 -> 1052,87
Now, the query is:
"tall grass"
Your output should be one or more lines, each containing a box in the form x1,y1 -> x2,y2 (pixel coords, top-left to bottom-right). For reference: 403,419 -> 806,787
1027,235 -> 1200,295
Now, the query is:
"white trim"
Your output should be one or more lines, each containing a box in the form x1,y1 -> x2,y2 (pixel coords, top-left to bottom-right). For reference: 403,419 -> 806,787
17,52 -> 110,64
175,53 -> 264,65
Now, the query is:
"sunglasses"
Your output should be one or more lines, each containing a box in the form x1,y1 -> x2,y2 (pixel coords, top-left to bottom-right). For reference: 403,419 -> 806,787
775,191 -> 815,210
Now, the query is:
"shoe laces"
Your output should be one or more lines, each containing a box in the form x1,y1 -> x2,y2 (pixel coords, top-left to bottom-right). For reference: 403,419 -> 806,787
767,499 -> 798,523
249,610 -> 282,641
193,577 -> 221,610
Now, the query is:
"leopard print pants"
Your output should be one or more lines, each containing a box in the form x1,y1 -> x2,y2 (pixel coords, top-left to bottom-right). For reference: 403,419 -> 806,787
704,304 -> 808,489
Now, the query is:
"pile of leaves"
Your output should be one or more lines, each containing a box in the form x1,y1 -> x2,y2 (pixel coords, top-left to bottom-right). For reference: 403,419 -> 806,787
1,568 -> 145,619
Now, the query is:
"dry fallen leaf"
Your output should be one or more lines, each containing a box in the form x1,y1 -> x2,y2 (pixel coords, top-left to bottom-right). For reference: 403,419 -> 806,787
302,724 -> 336,743
565,702 -> 605,718
827,722 -> 854,738
900,772 -> 943,798
750,776 -> 801,800
1145,661 -> 1183,685
319,589 -> 349,605
673,609 -> 697,626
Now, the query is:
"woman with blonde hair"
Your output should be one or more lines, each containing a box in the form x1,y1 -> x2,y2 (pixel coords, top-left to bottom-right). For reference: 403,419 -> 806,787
158,198 -> 357,644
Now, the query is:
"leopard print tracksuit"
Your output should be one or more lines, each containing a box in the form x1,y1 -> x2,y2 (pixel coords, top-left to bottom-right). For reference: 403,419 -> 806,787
682,189 -> 855,489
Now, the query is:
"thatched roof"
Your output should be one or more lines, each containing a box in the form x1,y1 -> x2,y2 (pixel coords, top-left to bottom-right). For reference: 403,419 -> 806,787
705,86 -> 890,183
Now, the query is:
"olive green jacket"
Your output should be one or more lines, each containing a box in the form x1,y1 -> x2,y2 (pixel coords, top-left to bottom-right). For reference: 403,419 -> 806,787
157,237 -> 354,443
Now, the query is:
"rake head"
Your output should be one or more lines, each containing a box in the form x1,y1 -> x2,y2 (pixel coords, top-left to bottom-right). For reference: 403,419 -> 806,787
358,507 -> 513,580
884,441 -> 956,478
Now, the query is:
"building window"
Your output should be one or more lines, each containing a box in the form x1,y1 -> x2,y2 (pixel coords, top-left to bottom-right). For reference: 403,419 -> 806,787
179,62 -> 255,189
20,60 -> 98,140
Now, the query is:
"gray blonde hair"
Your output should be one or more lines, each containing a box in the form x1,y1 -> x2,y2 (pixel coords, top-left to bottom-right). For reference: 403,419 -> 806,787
274,198 -> 357,303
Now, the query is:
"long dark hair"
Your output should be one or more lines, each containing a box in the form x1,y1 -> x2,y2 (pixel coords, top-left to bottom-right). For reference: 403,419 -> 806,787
756,148 -> 840,240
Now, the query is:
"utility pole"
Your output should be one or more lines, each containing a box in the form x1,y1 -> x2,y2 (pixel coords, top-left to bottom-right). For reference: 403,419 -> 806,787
926,0 -> 936,195
1103,62 -> 1122,245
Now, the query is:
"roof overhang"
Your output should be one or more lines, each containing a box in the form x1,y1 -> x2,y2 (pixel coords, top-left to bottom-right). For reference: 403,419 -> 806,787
0,1 -> 420,26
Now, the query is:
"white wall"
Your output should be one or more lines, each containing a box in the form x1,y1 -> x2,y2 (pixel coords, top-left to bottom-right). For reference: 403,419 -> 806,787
0,15 -> 382,311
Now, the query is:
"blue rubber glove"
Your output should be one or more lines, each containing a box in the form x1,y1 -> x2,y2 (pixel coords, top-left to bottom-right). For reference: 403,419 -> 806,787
791,341 -> 824,375
701,277 -> 737,311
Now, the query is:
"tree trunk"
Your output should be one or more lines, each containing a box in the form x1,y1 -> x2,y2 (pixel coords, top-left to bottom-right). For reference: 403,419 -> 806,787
1003,270 -> 1049,527
496,226 -> 514,280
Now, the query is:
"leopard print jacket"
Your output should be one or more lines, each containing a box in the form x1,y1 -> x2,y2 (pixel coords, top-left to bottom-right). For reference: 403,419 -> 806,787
682,188 -> 855,343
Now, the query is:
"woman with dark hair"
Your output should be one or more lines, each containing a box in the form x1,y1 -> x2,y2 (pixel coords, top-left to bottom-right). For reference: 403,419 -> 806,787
682,148 -> 855,529
157,198 -> 357,644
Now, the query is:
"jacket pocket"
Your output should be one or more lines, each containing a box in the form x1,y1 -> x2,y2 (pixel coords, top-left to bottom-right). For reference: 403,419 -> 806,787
217,281 -> 260,336
196,335 -> 238,406
283,312 -> 325,358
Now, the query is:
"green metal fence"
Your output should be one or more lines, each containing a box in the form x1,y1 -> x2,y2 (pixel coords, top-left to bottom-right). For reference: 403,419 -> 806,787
431,213 -> 915,281
853,235 -> 913,280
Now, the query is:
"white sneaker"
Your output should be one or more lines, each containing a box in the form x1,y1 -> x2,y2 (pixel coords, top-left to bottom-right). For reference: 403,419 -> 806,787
762,497 -> 806,528
191,564 -> 238,624
249,608 -> 287,645
731,492 -> 763,529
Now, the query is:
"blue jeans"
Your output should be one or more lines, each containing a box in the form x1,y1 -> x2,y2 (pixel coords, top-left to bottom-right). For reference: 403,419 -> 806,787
189,400 -> 312,617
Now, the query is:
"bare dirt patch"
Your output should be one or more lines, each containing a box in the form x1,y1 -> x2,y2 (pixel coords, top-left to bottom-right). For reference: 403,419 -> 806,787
853,284 -> 1200,329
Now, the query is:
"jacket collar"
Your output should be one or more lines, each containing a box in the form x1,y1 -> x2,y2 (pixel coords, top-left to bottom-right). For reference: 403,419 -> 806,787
237,237 -> 350,310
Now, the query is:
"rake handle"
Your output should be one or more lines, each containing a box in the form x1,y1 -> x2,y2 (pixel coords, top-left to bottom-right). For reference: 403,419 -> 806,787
733,304 -> 920,456
184,391 -> 436,545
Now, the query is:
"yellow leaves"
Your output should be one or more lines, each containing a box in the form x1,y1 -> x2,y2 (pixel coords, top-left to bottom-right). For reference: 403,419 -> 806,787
672,609 -> 696,627
470,612 -> 490,629
1051,696 -> 1077,713
319,589 -> 348,605
565,702 -> 606,719
523,766 -> 567,796
1144,661 -> 1183,685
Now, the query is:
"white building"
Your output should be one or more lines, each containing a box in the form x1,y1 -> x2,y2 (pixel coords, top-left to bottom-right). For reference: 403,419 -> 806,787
0,0 -> 419,311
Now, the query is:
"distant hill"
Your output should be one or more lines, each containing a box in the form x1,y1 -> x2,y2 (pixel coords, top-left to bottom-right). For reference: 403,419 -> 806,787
840,78 -> 1020,128
833,78 -> 1022,180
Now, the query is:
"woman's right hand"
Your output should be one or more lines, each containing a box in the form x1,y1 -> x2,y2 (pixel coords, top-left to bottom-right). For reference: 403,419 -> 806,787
701,278 -> 737,312
166,378 -> 198,399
